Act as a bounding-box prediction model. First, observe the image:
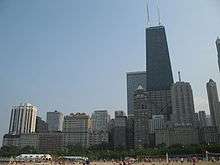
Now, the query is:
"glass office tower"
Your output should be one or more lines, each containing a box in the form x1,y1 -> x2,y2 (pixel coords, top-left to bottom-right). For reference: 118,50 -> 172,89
146,26 -> 173,91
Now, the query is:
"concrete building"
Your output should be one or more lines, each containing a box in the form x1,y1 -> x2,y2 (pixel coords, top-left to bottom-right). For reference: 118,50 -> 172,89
115,110 -> 126,118
216,37 -> 220,72
108,111 -> 127,149
126,115 -> 134,149
46,111 -> 63,132
193,113 -> 200,127
206,115 -> 212,126
63,113 -> 89,147
199,126 -> 219,144
155,126 -> 199,146
38,132 -> 63,152
9,103 -> 37,135
171,81 -> 195,125
206,79 -> 220,131
127,71 -> 146,115
2,134 -> 20,147
19,133 -> 39,149
89,110 -> 109,147
63,132 -> 88,148
198,111 -> 207,127
88,130 -> 109,147
133,86 -> 150,148
91,110 -> 109,131
113,111 -> 127,149
149,115 -> 165,133
63,113 -> 89,132
36,116 -> 48,133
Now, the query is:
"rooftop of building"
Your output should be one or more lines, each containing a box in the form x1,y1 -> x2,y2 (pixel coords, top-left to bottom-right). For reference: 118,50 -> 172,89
126,71 -> 146,75
146,25 -> 165,30
64,113 -> 89,119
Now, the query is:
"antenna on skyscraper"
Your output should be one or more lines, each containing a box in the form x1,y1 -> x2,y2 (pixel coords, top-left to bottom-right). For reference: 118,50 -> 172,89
178,71 -> 182,82
146,0 -> 150,26
156,0 -> 161,25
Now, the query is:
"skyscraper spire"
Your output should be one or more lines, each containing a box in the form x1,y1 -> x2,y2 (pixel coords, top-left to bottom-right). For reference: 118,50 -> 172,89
146,0 -> 150,26
156,0 -> 161,25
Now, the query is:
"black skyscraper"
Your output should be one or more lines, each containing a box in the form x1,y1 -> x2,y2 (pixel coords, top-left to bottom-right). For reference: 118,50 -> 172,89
216,37 -> 220,72
146,26 -> 173,91
144,26 -> 173,121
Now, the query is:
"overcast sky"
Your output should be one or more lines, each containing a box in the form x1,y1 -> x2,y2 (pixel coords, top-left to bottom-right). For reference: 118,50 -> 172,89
0,0 -> 220,144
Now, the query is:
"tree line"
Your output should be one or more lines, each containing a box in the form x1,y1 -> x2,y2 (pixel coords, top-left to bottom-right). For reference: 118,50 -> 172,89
1,144 -> 220,160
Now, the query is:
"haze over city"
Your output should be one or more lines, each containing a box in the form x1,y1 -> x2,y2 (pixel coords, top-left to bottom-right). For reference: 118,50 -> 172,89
0,0 -> 220,144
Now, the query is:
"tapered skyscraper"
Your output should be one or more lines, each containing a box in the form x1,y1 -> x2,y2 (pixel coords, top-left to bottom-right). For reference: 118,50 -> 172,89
216,37 -> 220,72
146,26 -> 174,91
145,26 -> 174,120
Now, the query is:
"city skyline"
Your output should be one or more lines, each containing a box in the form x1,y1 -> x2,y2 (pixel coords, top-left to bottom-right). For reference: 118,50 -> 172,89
0,0 -> 220,144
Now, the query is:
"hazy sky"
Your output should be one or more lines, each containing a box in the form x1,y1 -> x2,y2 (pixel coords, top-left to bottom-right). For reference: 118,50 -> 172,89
0,0 -> 220,144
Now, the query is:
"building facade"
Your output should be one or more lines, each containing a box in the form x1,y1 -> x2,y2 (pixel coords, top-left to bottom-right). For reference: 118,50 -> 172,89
36,116 -> 48,133
9,103 -> 37,135
38,132 -> 63,152
133,86 -> 150,148
216,37 -> 220,72
127,71 -> 146,115
108,111 -> 127,149
63,113 -> 89,147
149,115 -> 165,133
199,126 -> 219,144
90,110 -> 109,131
171,81 -> 195,125
146,26 -> 173,91
155,126 -> 199,146
198,111 -> 207,127
126,115 -> 134,149
88,130 -> 109,147
206,79 -> 220,130
19,133 -> 39,149
46,111 -> 63,132
145,26 -> 174,121
2,134 -> 20,147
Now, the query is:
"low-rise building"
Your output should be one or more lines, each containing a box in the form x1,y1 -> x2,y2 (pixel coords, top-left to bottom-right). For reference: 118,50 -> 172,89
155,126 -> 199,146
63,132 -> 88,148
199,126 -> 220,144
20,133 -> 39,149
38,132 -> 63,152
88,130 -> 109,147
2,134 -> 20,147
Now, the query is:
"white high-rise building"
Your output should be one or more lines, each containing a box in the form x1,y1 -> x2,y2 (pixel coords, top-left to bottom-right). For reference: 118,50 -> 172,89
47,111 -> 63,132
9,103 -> 37,135
171,81 -> 195,125
206,79 -> 220,130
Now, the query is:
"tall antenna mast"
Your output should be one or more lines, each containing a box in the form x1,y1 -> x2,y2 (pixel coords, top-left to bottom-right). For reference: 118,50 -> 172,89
146,0 -> 150,26
156,0 -> 161,25
178,71 -> 182,82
